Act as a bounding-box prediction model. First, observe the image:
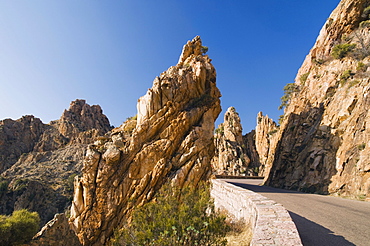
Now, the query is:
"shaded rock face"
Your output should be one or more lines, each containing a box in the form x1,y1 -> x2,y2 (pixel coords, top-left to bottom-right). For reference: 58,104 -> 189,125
212,107 -> 251,176
265,0 -> 370,200
253,112 -> 279,176
0,99 -> 112,224
69,36 -> 221,246
0,180 -> 69,226
242,130 -> 260,173
0,116 -> 45,173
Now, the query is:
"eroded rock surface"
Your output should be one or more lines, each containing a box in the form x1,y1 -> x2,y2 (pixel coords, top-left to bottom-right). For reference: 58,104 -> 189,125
69,36 -> 221,245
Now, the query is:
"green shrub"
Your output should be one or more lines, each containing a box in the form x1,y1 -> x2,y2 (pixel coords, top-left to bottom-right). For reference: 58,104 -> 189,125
362,5 -> 370,19
126,115 -> 137,121
110,182 -> 229,246
357,62 -> 367,72
201,46 -> 209,54
358,143 -> 366,151
278,83 -> 300,110
215,125 -> 224,135
267,129 -> 278,135
331,43 -> 356,59
278,115 -> 285,125
339,70 -> 353,85
348,80 -> 360,88
300,72 -> 310,85
123,115 -> 138,135
360,20 -> 370,28
0,209 -> 40,246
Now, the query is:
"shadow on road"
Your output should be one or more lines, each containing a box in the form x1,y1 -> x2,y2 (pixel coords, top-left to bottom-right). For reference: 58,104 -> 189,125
227,181 -> 355,246
289,211 -> 355,246
228,181 -> 300,194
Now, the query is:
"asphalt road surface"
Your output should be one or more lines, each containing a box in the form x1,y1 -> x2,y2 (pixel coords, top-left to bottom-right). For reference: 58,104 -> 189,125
221,179 -> 370,246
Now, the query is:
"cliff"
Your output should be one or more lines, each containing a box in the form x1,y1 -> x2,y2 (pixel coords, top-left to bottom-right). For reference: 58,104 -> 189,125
264,0 -> 370,200
69,36 -> 221,245
211,0 -> 370,201
0,99 -> 112,224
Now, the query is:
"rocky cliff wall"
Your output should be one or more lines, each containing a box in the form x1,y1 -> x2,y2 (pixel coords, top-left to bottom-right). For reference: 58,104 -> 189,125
69,36 -> 221,246
265,0 -> 370,200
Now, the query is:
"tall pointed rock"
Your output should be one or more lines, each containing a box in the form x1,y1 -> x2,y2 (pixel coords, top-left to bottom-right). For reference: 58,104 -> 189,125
69,36 -> 221,245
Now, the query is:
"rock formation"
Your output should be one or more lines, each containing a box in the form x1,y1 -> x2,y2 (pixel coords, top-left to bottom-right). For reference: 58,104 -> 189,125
212,107 -> 251,176
264,0 -> 370,200
69,36 -> 221,245
0,99 -> 112,224
212,109 -> 279,177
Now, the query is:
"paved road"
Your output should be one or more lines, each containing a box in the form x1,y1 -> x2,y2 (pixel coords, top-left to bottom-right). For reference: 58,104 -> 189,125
221,179 -> 370,246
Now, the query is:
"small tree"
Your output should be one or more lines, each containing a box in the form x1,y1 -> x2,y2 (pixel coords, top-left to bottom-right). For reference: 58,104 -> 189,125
331,43 -> 356,59
278,83 -> 300,110
110,182 -> 229,246
0,209 -> 40,246
300,72 -> 310,85
201,46 -> 209,55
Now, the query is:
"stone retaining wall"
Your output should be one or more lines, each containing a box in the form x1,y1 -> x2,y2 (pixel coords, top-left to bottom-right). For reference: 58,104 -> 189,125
211,179 -> 302,245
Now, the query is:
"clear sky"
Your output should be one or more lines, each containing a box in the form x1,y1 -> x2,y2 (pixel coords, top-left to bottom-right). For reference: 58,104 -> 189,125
0,0 -> 341,133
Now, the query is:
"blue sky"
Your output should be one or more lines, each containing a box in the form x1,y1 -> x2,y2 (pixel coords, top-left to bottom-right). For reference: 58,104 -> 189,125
0,0 -> 340,133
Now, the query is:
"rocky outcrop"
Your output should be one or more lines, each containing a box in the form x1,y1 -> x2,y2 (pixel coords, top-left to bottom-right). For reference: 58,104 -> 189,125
254,112 -> 279,176
212,107 -> 251,176
69,36 -> 221,245
265,0 -> 370,200
0,116 -> 45,173
29,213 -> 81,246
0,99 -> 112,224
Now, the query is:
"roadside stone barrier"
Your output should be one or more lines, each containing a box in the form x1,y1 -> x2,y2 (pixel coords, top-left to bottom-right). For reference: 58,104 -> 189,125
211,179 -> 302,245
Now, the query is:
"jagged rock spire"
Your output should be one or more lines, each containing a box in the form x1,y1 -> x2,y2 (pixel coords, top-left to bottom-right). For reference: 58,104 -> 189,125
178,35 -> 203,64
70,37 -> 221,245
